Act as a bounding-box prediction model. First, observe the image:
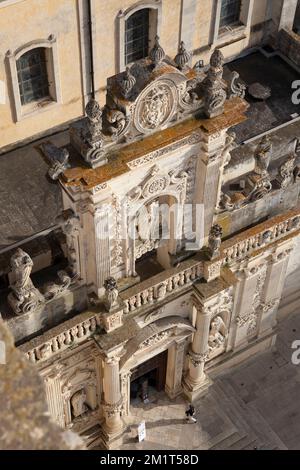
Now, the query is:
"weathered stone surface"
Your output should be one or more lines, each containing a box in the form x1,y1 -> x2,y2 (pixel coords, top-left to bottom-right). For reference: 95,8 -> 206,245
0,319 -> 85,450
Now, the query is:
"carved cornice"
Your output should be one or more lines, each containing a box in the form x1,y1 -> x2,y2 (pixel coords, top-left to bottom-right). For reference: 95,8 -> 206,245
127,132 -> 203,169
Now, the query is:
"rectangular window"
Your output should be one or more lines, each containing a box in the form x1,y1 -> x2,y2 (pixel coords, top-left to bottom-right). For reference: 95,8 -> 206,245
125,9 -> 149,65
220,0 -> 241,28
16,47 -> 49,105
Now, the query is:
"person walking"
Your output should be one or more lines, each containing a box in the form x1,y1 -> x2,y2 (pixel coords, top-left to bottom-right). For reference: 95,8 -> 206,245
185,404 -> 197,423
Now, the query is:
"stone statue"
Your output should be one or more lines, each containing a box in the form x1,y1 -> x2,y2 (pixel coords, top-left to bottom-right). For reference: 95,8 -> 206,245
8,249 -> 44,316
71,389 -> 87,418
222,131 -> 237,167
208,315 -> 227,352
208,224 -> 223,259
203,49 -> 227,118
254,135 -> 272,177
103,277 -> 119,311
277,153 -> 296,189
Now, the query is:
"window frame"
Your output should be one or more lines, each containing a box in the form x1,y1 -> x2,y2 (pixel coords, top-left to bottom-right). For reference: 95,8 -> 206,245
125,8 -> 150,65
219,0 -> 242,30
211,0 -> 254,44
6,36 -> 62,122
117,1 -> 162,72
17,47 -> 50,106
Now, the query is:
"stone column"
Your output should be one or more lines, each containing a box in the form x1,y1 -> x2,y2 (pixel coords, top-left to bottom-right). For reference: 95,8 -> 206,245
44,366 -> 65,428
165,339 -> 186,399
102,354 -> 124,441
183,300 -> 211,400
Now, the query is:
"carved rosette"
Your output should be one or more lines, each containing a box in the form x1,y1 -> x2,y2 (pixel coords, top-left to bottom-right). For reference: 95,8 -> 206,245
134,79 -> 177,134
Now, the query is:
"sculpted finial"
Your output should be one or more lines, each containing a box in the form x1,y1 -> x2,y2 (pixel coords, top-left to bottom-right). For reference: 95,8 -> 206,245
149,35 -> 165,65
174,41 -> 191,70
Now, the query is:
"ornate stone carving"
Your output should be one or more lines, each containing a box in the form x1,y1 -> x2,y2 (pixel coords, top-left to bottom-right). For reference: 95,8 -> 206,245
227,71 -> 246,99
39,142 -> 70,180
72,98 -> 106,167
222,132 -> 237,167
208,315 -> 228,352
276,153 -> 296,189
128,165 -> 188,203
202,49 -> 227,118
104,107 -> 128,139
149,35 -> 165,65
126,132 -> 202,169
236,264 -> 268,336
8,249 -> 44,316
102,397 -> 123,419
85,99 -> 103,144
134,79 -> 177,133
43,270 -> 72,301
71,389 -> 88,418
254,135 -> 272,177
248,175 -> 272,202
156,282 -> 167,300
187,349 -> 208,367
139,329 -> 172,349
174,41 -> 191,70
119,66 -> 136,98
208,224 -> 223,259
103,277 -> 119,311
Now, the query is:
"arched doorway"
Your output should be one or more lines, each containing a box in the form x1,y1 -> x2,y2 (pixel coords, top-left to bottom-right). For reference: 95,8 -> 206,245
119,316 -> 194,415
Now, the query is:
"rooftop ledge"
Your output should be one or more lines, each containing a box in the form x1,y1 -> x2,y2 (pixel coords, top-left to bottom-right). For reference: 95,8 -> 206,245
62,97 -> 248,191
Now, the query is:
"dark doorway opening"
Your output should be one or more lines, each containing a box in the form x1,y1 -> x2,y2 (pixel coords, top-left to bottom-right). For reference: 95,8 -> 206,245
130,350 -> 167,402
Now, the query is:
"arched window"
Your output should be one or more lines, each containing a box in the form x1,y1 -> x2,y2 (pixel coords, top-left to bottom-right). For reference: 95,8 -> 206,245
6,36 -> 61,121
219,0 -> 241,28
125,8 -> 150,65
16,47 -> 49,105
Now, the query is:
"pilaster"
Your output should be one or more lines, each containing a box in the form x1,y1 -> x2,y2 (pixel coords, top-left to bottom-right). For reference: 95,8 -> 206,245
165,339 -> 186,399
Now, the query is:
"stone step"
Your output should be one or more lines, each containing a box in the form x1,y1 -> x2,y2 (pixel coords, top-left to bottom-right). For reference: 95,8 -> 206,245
80,425 -> 102,448
209,431 -> 247,450
214,379 -> 287,450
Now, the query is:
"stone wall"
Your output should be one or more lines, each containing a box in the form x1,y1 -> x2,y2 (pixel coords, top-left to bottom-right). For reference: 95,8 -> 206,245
278,28 -> 300,66
7,284 -> 87,344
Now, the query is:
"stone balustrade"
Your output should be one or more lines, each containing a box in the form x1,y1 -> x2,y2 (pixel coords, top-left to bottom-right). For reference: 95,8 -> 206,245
120,257 -> 204,314
19,311 -> 101,364
221,207 -> 300,265
19,207 -> 300,365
